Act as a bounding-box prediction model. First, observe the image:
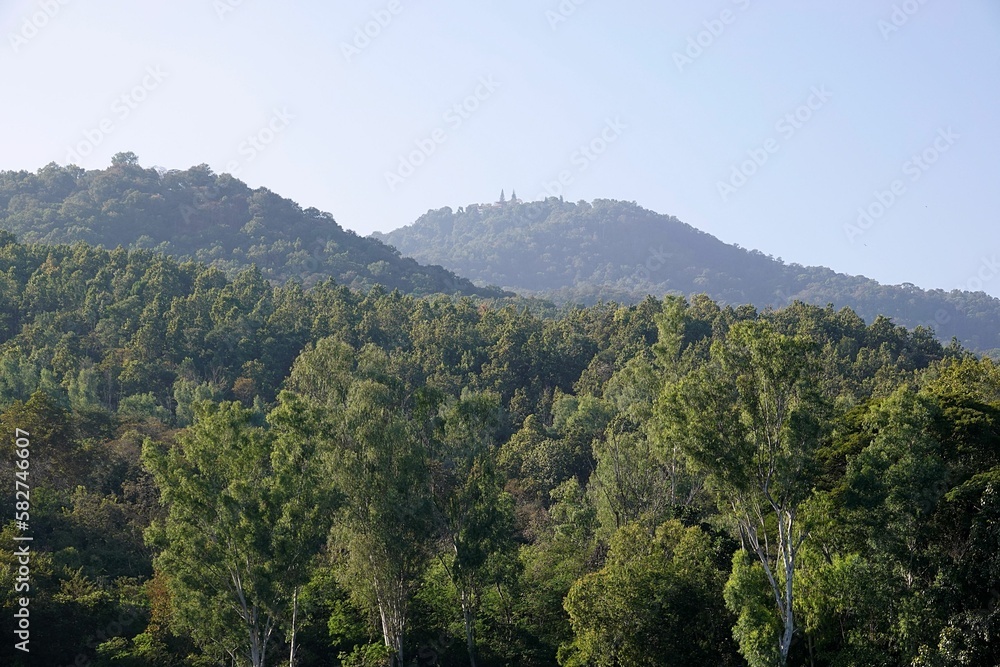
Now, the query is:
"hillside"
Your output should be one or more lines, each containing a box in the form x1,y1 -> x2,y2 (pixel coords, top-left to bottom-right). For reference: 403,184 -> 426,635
376,197 -> 1000,352
1,229 -> 997,666
0,154 -> 506,298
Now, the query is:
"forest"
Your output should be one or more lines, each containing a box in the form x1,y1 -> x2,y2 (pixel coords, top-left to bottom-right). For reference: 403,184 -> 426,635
378,197 -> 1000,354
0,154 -> 504,299
0,228 -> 997,667
4,157 -> 998,356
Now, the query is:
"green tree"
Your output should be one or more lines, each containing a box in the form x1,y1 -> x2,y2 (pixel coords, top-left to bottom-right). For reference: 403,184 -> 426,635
660,320 -> 825,664
510,477 -> 596,664
432,391 -> 516,667
143,399 -> 333,666
560,520 -> 737,666
327,379 -> 433,666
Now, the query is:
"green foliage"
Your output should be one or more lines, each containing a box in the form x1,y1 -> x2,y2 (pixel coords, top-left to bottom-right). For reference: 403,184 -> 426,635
379,198 -> 1000,351
660,320 -> 827,664
0,223 -> 996,666
142,399 -> 333,666
724,552 -> 783,667
0,159 -> 505,297
560,520 -> 737,666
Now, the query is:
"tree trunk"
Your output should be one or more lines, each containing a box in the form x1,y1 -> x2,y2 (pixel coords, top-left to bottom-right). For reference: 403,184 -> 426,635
376,584 -> 405,667
289,587 -> 298,667
377,599 -> 392,656
461,587 -> 477,667
740,505 -> 799,667
778,509 -> 797,664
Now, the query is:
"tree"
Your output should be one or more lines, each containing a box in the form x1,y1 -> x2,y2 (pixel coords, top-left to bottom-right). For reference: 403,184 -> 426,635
432,391 -> 516,667
560,520 -> 738,666
285,336 -> 435,665
143,399 -> 333,666
0,390 -> 82,492
590,419 -> 666,534
796,361 -> 1000,665
660,320 -> 825,664
327,379 -> 433,667
111,151 -> 140,167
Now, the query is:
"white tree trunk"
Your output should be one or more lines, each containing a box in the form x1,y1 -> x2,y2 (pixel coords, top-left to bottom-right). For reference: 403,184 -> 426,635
289,587 -> 298,667
461,587 -> 477,667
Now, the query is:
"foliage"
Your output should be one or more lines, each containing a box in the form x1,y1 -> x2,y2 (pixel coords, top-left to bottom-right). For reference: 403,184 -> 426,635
560,520 -> 738,666
0,225 -> 995,666
0,159 -> 506,297
379,197 -> 1000,351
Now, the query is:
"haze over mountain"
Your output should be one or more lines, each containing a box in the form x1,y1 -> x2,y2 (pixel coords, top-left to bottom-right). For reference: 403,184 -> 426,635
376,197 -> 1000,353
0,155 -> 505,298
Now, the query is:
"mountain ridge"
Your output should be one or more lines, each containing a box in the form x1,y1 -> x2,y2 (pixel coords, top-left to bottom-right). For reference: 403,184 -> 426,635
375,197 -> 1000,353
0,154 -> 507,299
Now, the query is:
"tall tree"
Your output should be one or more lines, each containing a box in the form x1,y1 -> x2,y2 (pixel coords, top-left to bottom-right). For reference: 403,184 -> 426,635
660,320 -> 825,665
327,378 -> 433,666
432,390 -> 516,667
143,399 -> 333,667
285,336 -> 434,665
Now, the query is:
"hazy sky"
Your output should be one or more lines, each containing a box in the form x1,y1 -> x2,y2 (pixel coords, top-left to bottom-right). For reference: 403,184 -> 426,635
2,1 -> 999,297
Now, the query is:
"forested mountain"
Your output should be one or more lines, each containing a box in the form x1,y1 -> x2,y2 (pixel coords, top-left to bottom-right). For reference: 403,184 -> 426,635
376,198 -> 1000,353
1,231 -> 997,666
0,154 -> 505,298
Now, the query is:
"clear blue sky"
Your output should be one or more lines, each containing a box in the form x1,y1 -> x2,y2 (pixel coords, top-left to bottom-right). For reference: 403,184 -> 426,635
2,0 -> 999,296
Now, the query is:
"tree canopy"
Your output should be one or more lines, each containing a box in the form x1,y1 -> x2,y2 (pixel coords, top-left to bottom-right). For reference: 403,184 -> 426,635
0,228 -> 996,666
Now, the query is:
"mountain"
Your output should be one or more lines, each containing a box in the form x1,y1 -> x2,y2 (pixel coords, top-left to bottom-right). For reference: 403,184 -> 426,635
0,154 -> 506,298
375,197 -> 1000,353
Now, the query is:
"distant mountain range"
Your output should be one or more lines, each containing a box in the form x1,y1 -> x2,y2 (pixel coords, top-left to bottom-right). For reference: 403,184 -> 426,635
0,154 -> 504,298
3,158 -> 997,353
375,197 -> 1000,353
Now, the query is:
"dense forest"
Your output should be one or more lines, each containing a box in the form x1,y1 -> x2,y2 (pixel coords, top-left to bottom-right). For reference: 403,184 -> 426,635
376,197 -> 1000,354
0,231 -> 997,666
0,154 -> 505,298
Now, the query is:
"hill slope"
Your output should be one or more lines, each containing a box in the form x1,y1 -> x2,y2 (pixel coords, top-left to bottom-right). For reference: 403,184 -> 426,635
375,197 -> 1000,352
0,154 -> 505,298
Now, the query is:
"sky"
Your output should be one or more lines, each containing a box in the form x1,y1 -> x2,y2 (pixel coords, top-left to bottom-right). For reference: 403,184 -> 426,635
2,0 -> 999,297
